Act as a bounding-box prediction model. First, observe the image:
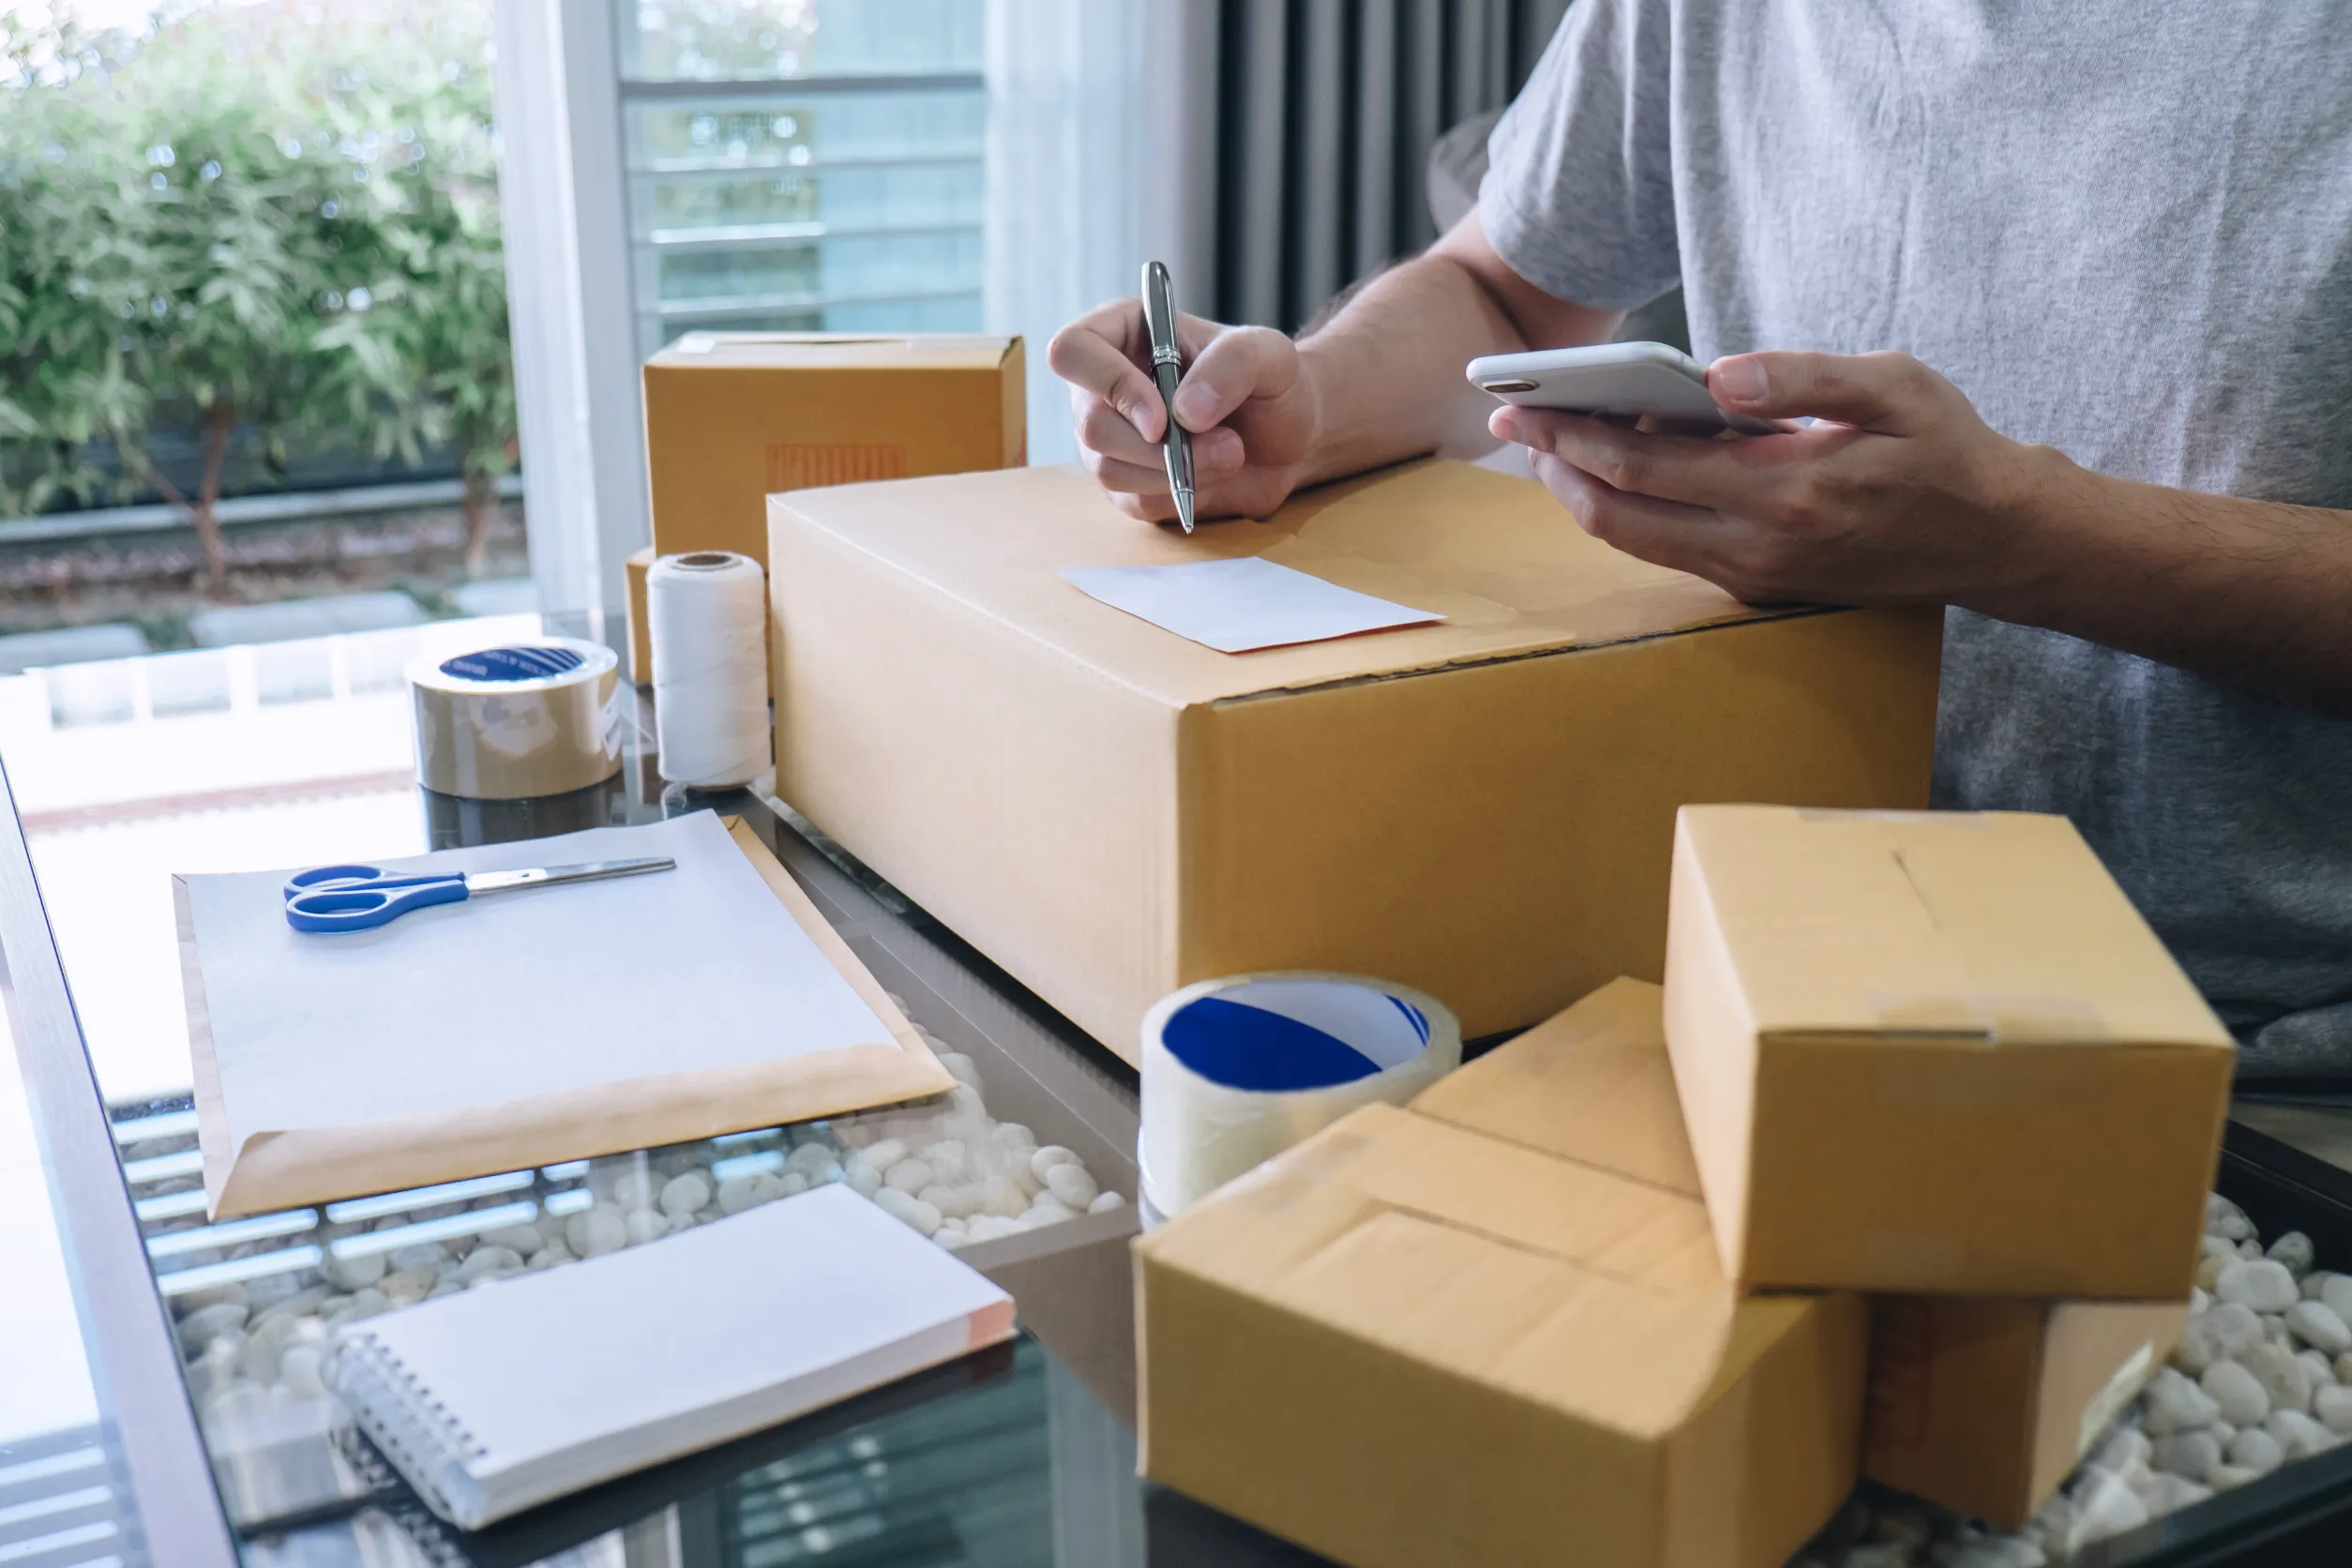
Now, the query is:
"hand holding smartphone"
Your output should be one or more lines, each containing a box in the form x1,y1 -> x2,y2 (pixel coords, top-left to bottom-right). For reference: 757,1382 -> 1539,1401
1466,341 -> 1783,436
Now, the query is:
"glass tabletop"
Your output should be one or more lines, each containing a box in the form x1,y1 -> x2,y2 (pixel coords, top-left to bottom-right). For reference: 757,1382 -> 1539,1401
14,613 -> 2352,1568
0,612 -> 1331,1568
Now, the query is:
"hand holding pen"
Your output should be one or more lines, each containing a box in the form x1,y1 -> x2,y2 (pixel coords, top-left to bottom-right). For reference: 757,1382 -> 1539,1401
1046,267 -> 1322,528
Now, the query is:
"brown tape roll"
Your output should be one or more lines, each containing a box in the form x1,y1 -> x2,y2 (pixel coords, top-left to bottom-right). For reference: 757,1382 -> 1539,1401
410,639 -> 625,800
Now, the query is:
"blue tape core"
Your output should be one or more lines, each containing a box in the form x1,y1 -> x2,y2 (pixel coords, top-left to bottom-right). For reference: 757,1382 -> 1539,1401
439,645 -> 584,683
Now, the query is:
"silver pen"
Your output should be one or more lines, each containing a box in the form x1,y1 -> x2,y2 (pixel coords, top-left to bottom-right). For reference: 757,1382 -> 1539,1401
1141,260 -> 1197,533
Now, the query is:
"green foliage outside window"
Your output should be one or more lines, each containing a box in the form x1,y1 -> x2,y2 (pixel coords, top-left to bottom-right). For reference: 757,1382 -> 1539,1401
0,3 -> 515,583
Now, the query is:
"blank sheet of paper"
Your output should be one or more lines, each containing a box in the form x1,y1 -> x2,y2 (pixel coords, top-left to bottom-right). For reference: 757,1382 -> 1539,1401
1060,558 -> 1443,654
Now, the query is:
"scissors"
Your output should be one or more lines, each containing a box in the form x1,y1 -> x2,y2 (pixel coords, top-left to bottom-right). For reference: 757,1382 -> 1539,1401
282,856 -> 675,934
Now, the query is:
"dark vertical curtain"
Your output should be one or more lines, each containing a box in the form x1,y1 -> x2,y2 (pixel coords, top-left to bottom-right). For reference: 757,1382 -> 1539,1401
1209,0 -> 1571,332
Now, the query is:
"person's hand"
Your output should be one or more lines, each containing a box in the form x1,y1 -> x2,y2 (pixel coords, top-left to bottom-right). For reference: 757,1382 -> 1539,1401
1488,350 -> 2063,608
1048,299 -> 1320,524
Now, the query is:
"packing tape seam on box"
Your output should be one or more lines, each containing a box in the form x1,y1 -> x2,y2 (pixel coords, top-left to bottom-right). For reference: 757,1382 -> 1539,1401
1407,1113 -> 1718,1205
1232,1135 -> 1702,1301
1206,604 -> 1843,709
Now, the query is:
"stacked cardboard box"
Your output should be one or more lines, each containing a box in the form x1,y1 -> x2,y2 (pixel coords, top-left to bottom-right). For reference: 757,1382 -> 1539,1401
1137,809 -> 2230,1547
629,332 -> 1026,684
1136,979 -> 1870,1568
1663,805 -> 2231,1526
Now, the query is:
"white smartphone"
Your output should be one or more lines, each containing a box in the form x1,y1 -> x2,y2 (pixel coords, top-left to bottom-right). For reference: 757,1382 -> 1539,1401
1466,341 -> 1780,436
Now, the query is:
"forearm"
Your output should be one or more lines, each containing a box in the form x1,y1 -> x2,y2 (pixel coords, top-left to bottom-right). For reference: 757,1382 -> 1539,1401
1293,218 -> 1620,487
1984,450 -> 2352,713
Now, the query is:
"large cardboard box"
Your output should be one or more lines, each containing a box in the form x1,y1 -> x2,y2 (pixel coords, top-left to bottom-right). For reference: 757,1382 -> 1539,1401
769,459 -> 1941,1061
1865,1294 -> 2186,1529
643,332 -> 1025,569
1135,978 -> 1870,1568
1664,805 -> 2236,1298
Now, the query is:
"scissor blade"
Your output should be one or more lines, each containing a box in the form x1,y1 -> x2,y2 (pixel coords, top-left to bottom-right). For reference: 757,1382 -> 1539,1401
465,856 -> 677,896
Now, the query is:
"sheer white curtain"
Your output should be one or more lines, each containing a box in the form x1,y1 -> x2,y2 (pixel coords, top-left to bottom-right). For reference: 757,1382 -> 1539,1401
982,0 -> 1151,467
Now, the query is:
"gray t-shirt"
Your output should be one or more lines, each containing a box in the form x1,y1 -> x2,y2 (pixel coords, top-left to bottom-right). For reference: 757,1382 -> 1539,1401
1482,1 -> 2352,1074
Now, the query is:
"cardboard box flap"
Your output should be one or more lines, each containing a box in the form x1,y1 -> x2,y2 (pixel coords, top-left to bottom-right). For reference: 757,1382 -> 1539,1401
1141,1103 -> 1740,1439
1681,807 -> 2233,1048
652,332 -> 1018,370
770,459 -> 1811,710
1415,978 -> 1703,1197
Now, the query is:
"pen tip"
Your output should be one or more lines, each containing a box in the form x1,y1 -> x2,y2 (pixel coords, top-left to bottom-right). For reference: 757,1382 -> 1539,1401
1176,490 -> 1196,535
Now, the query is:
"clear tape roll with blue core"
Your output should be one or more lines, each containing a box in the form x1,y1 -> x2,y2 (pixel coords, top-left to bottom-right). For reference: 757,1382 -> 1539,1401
409,637 -> 626,800
1138,971 -> 1461,1221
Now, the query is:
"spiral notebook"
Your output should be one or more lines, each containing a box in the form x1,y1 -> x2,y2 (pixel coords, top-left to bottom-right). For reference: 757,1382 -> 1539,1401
326,1185 -> 1017,1530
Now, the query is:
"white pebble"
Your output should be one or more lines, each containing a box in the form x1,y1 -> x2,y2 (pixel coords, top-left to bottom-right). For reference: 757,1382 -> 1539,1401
2226,1426 -> 2284,1476
325,1251 -> 386,1291
527,1246 -> 569,1272
1045,1162 -> 1099,1210
716,1175 -> 763,1215
2150,1428 -> 2221,1480
993,1122 -> 1037,1152
2289,1300 -> 2352,1354
2269,1231 -> 2317,1277
2313,1382 -> 2352,1435
176,1302 -> 249,1354
455,1245 -> 523,1284
873,1187 -> 942,1237
845,1162 -> 882,1198
1030,1146 -> 1080,1181
884,1158 -> 935,1195
2207,1194 -> 2253,1240
786,1141 -> 838,1177
857,1139 -> 910,1175
965,1214 -> 1021,1244
2141,1368 -> 2223,1435
938,1052 -> 982,1090
2195,1254 -> 2228,1292
660,1172 -> 713,1217
981,1175 -> 1030,1219
2201,1361 -> 2269,1425
2208,1462 -> 2261,1490
2201,1234 -> 2239,1261
920,1184 -> 981,1220
2068,1468 -> 2148,1544
279,1344 -> 329,1399
567,1204 -> 627,1258
771,1170 -> 806,1198
920,1140 -> 970,1184
1088,1190 -> 1126,1214
625,1208 -> 669,1245
386,1242 -> 448,1273
1019,1198 -> 1077,1229
2322,1275 -> 2352,1322
379,1266 -> 437,1304
2267,1408 -> 2335,1459
2135,1472 -> 2211,1514
611,1170 -> 657,1210
2299,1348 -> 2337,1388
2239,1238 -> 2266,1260
2216,1259 -> 2300,1313
2243,1340 -> 2316,1415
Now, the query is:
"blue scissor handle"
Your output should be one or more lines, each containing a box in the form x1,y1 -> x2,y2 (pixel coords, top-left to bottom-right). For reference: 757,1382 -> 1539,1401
285,876 -> 469,933
283,864 -> 455,901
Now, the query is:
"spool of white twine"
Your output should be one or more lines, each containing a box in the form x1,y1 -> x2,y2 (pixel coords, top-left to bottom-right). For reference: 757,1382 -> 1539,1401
648,550 -> 770,789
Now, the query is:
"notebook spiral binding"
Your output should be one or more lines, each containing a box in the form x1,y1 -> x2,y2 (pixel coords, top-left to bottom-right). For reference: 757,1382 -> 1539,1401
329,1329 -> 490,1522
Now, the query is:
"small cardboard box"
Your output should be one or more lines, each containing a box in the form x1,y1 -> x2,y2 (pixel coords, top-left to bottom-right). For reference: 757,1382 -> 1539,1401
625,546 -> 654,685
1664,805 -> 2236,1297
769,458 -> 1941,1061
642,332 -> 1025,569
1865,1293 -> 2185,1528
1135,978 -> 1869,1568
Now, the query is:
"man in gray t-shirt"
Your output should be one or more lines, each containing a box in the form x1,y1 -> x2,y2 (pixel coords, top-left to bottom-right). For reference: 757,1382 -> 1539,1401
1049,3 -> 2352,1074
